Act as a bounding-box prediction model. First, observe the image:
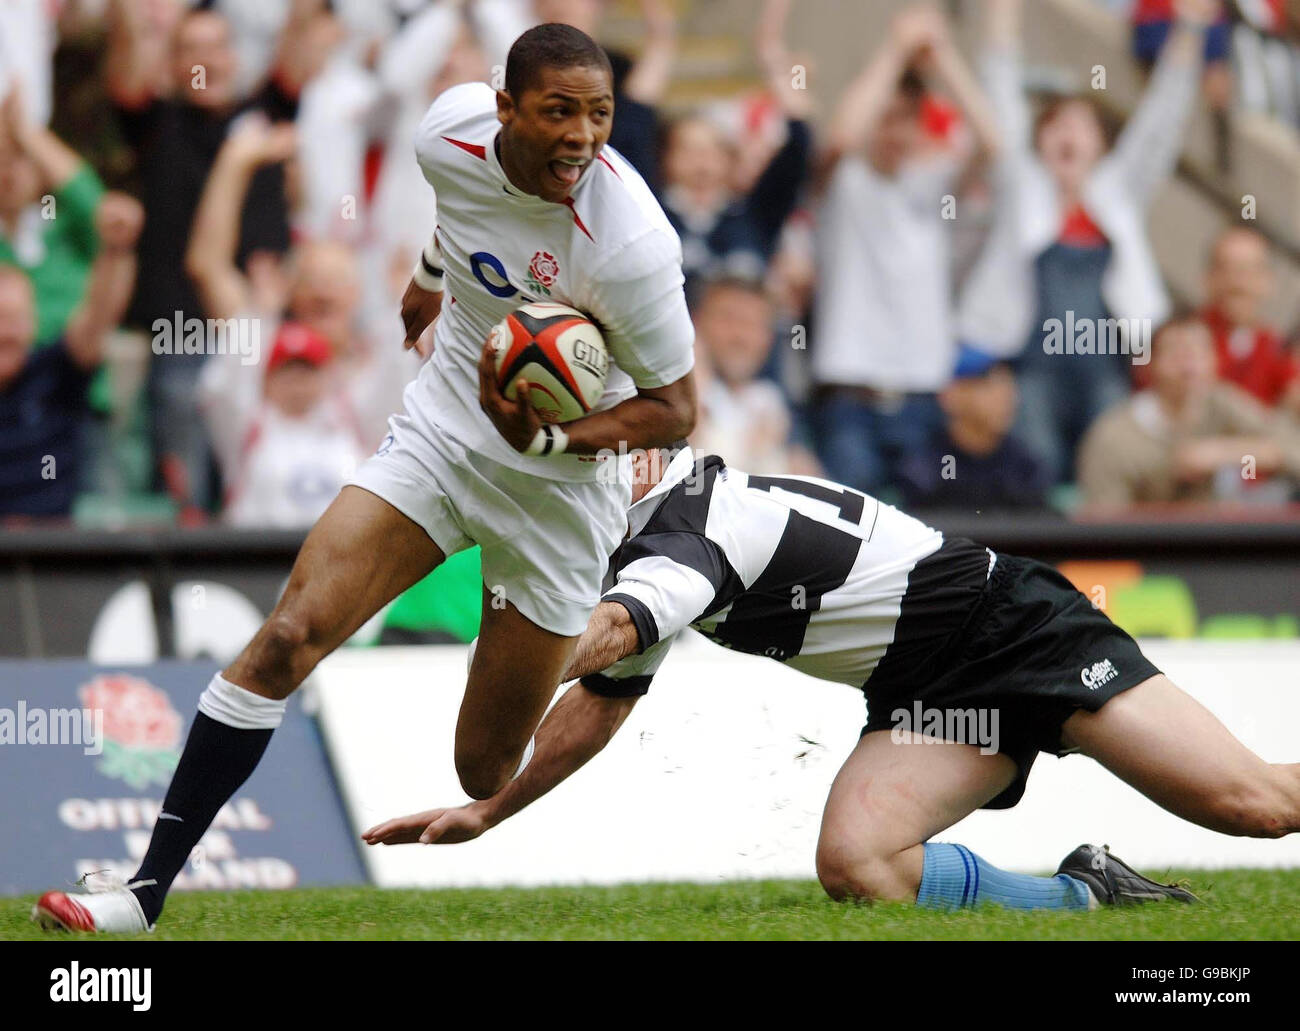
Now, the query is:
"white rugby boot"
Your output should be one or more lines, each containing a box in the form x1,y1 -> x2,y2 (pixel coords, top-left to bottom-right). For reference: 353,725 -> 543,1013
32,871 -> 156,933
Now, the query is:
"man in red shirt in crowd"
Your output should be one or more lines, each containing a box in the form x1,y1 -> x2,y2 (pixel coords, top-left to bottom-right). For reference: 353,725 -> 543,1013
1200,226 -> 1299,411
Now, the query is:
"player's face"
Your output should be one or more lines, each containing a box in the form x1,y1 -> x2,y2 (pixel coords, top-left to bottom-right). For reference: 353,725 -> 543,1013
629,447 -> 668,505
497,64 -> 614,204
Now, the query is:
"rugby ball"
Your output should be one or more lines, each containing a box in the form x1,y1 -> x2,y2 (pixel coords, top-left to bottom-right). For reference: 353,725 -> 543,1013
489,302 -> 609,423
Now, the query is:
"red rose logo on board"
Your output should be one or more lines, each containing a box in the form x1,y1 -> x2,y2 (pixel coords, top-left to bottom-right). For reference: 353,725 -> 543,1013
78,674 -> 182,789
525,251 -> 559,296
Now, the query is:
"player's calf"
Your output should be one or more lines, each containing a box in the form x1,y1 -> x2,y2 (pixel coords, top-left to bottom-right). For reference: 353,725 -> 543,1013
454,596 -> 577,798
1063,676 -> 1300,841
817,735 -> 1094,911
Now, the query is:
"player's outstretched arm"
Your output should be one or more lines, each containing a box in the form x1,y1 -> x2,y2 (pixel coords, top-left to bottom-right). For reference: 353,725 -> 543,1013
361,680 -> 638,846
562,601 -> 642,682
362,603 -> 644,846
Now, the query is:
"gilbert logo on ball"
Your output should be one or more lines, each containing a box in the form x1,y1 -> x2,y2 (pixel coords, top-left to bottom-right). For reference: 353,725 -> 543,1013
490,302 -> 609,424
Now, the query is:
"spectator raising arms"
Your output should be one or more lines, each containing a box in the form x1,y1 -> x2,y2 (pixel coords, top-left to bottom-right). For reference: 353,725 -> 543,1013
1078,314 -> 1300,507
605,0 -> 678,188
659,0 -> 811,302
0,84 -> 105,346
107,0 -> 295,511
0,193 -> 143,517
186,118 -> 419,528
372,1 -> 489,281
972,0 -> 1216,485
811,4 -> 998,494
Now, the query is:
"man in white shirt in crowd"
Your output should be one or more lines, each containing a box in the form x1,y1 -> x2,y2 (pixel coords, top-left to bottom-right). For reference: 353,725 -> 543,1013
812,5 -> 997,494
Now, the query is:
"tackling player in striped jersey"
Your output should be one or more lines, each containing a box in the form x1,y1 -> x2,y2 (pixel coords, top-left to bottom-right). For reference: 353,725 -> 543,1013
366,445 -> 1300,910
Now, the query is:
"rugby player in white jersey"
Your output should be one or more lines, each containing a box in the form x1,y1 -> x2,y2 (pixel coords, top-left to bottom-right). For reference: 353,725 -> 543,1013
34,24 -> 696,934
366,445 -> 1300,911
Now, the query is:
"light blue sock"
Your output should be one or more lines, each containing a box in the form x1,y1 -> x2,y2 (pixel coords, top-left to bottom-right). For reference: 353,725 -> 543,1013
916,842 -> 1093,911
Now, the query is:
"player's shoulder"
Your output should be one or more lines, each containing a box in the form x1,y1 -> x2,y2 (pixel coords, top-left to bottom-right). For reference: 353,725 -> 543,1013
415,82 -> 497,163
577,147 -> 682,274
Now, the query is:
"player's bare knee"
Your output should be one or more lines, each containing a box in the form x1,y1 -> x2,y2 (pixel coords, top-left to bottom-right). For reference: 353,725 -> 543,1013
1275,763 -> 1300,820
454,753 -> 512,801
264,609 -> 316,661
815,841 -> 897,903
1211,781 -> 1290,838
240,609 -> 319,697
817,858 -> 896,904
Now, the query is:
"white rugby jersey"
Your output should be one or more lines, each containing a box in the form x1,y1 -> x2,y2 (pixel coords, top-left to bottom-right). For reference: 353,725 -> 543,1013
590,448 -> 997,694
403,82 -> 696,482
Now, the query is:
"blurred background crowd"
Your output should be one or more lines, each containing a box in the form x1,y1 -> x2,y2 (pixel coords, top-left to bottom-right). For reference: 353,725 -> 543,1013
3,0 -> 1300,534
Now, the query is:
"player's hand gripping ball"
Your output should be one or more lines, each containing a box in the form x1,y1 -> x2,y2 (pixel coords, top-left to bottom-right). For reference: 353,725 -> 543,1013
488,302 -> 609,423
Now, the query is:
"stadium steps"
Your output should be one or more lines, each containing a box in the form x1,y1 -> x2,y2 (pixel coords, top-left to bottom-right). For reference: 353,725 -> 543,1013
600,0 -> 766,111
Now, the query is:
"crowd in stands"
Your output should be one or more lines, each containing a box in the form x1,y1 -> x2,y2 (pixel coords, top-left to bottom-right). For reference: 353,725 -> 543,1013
2,0 -> 1299,533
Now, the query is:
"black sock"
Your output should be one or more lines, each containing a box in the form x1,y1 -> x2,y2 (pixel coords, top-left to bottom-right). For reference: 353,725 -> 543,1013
131,711 -> 274,924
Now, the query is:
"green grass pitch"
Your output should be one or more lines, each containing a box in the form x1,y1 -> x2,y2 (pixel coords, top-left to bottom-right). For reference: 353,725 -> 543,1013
6,870 -> 1299,940
7,868 -> 1300,941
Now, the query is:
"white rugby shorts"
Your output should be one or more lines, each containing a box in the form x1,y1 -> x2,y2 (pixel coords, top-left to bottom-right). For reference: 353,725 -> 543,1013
349,414 -> 632,636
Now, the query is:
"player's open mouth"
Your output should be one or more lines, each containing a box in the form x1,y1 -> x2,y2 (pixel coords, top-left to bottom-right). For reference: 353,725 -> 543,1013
548,157 -> 589,189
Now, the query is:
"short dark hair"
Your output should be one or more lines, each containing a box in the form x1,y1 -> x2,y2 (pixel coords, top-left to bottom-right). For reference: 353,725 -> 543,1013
898,66 -> 927,103
505,23 -> 613,101
691,274 -> 770,314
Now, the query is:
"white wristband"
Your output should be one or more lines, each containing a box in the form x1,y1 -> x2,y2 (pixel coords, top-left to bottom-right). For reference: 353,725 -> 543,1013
413,239 -> 444,291
523,424 -> 568,457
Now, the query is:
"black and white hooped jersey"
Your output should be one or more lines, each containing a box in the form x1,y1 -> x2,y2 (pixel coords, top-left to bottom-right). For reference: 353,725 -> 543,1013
585,448 -> 997,697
